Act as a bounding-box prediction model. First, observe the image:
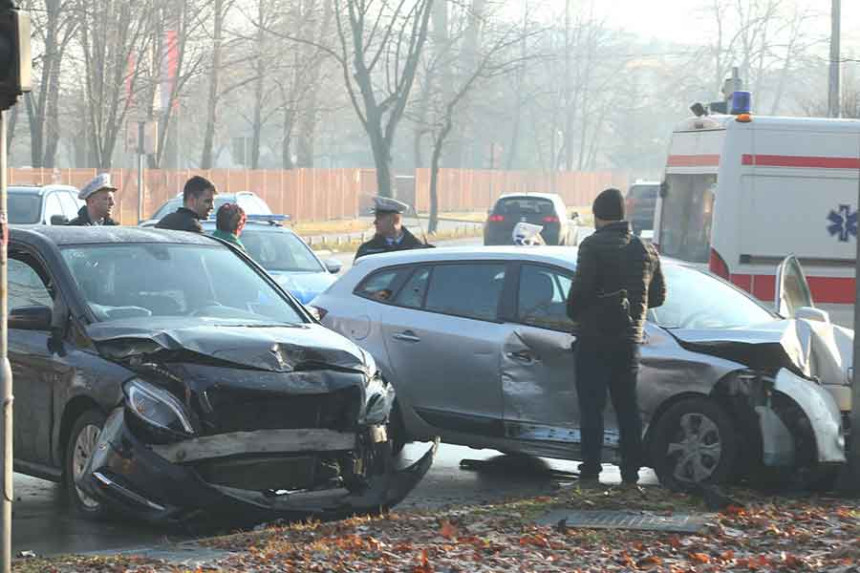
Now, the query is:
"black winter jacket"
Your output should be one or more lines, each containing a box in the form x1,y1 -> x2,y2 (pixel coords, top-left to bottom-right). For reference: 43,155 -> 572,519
566,221 -> 665,343
67,205 -> 118,226
354,228 -> 432,260
155,207 -> 204,233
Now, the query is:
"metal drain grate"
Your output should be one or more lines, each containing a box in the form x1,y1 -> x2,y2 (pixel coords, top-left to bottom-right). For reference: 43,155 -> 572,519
537,510 -> 715,533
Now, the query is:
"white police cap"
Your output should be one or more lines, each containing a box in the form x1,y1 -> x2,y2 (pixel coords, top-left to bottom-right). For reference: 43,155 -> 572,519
370,196 -> 410,215
79,173 -> 118,200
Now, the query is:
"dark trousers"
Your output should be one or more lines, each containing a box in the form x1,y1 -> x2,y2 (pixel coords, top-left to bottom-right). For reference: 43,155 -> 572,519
575,338 -> 643,483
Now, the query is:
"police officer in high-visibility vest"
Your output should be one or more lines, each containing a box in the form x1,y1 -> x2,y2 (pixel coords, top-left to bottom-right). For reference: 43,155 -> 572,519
355,196 -> 433,261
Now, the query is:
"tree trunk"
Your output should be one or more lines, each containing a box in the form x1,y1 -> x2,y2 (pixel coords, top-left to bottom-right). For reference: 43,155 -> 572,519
368,120 -> 394,198
201,0 -> 224,169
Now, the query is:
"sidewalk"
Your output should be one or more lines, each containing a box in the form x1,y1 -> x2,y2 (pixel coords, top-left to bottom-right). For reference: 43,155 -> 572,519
17,486 -> 859,571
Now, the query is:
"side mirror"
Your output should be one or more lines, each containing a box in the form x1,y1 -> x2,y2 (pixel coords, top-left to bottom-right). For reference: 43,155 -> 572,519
795,306 -> 830,323
50,215 -> 69,225
9,306 -> 52,331
325,258 -> 343,274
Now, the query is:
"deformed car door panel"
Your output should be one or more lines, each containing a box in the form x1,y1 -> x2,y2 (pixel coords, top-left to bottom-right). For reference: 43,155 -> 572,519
381,306 -> 506,434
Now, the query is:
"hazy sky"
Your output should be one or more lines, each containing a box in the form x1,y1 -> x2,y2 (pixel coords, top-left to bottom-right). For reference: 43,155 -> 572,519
594,0 -> 860,51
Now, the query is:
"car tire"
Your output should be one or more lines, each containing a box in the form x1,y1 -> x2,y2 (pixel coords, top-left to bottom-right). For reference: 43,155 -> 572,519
649,398 -> 738,490
64,409 -> 110,518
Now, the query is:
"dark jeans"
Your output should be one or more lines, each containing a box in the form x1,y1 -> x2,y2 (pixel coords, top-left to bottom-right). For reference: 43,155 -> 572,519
575,338 -> 643,483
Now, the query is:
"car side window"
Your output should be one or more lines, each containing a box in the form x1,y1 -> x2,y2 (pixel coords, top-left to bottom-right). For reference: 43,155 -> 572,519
354,268 -> 409,303
58,191 -> 80,219
44,193 -> 64,223
9,257 -> 53,312
516,264 -> 574,331
393,267 -> 430,309
424,263 -> 506,321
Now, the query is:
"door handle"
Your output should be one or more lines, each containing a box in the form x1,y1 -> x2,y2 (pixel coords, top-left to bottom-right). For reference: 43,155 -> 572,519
393,330 -> 421,343
506,350 -> 535,363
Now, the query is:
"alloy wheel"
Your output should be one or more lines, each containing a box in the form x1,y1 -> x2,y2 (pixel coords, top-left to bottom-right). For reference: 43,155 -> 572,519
666,412 -> 723,484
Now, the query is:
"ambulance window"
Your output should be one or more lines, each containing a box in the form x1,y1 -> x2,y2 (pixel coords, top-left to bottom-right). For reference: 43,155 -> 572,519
658,174 -> 716,264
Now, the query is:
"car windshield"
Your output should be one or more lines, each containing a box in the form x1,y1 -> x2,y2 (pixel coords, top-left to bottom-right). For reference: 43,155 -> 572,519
648,264 -> 775,330
238,229 -> 324,272
658,174 -> 716,263
61,243 -> 304,324
8,194 -> 42,224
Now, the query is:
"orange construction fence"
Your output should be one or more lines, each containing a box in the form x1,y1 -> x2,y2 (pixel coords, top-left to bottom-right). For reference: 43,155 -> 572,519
9,167 -> 635,225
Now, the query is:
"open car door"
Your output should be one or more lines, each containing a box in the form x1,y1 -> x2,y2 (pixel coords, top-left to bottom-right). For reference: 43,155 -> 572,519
775,255 -> 814,319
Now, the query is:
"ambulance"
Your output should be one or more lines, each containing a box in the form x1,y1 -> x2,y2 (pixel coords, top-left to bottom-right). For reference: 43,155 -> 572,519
653,107 -> 860,326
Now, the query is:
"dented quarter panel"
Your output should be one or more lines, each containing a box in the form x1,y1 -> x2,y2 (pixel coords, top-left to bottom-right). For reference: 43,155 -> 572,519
773,369 -> 845,463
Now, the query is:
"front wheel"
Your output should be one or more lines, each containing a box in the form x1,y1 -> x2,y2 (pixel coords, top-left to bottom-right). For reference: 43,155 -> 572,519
64,409 -> 110,518
649,398 -> 738,490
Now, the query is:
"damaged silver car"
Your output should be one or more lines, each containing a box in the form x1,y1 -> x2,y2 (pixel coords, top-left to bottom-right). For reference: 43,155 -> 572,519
312,247 -> 849,489
7,226 -> 434,523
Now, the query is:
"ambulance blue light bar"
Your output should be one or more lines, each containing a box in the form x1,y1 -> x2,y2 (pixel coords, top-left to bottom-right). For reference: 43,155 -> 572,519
730,91 -> 751,115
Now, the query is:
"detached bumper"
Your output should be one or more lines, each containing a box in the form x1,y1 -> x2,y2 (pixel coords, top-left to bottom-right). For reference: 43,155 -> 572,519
81,408 -> 436,524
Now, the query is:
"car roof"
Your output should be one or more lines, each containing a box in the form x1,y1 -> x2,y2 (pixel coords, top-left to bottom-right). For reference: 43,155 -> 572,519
11,225 -> 221,247
496,192 -> 561,202
351,245 -> 685,272
8,184 -> 78,196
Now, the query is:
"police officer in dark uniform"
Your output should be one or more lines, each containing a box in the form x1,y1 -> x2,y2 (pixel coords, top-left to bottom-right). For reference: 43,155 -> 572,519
354,196 -> 432,260
68,173 -> 119,226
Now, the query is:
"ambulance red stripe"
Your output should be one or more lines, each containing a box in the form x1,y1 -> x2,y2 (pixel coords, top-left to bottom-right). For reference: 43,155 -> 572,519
730,273 -> 855,305
666,154 -> 721,167
741,154 -> 860,169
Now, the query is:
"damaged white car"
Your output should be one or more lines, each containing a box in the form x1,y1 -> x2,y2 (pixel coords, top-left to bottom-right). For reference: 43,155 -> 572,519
312,247 -> 850,489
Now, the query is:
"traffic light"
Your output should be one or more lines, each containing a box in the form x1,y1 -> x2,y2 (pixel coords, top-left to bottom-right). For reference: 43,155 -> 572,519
0,7 -> 30,110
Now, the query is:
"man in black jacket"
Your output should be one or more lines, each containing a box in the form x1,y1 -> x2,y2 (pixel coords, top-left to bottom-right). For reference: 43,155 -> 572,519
68,173 -> 119,226
567,187 -> 666,488
354,196 -> 432,260
155,176 -> 217,233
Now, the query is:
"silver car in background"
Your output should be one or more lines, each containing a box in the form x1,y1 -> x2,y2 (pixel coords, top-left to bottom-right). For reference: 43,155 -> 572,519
312,247 -> 851,489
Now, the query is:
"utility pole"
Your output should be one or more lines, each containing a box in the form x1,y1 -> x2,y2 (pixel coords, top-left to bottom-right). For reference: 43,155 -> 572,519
0,3 -> 31,571
828,0 -> 841,118
137,121 -> 145,223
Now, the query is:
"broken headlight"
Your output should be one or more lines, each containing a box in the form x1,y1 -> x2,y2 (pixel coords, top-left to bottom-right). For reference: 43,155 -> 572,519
124,378 -> 194,436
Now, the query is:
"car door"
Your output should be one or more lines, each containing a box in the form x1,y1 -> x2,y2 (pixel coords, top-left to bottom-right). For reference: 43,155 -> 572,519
497,263 -> 588,443
380,262 -> 510,437
775,255 -> 814,318
8,253 -> 64,465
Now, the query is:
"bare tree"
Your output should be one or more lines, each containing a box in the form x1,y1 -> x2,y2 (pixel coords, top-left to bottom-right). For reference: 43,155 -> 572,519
23,0 -> 77,167
334,0 -> 434,197
73,0 -> 156,168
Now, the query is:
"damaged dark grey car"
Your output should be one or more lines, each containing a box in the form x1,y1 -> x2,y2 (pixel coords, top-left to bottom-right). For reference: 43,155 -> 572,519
8,226 -> 434,523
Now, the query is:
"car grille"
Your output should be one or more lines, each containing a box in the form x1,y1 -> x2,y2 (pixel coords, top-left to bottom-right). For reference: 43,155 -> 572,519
202,385 -> 362,434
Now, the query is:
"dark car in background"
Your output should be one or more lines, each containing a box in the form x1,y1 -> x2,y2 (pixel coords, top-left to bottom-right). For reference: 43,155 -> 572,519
484,193 -> 574,246
139,191 -> 272,227
8,185 -> 83,225
203,219 -> 343,304
626,181 -> 660,236
7,226 -> 433,524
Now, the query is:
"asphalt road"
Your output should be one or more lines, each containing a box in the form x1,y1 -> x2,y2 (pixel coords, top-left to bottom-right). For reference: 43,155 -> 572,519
11,444 -> 655,558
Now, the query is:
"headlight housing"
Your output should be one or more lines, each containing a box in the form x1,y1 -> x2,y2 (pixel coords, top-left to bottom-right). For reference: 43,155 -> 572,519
124,378 -> 194,437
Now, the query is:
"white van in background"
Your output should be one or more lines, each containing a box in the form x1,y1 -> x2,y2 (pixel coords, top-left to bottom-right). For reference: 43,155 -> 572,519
653,113 -> 860,326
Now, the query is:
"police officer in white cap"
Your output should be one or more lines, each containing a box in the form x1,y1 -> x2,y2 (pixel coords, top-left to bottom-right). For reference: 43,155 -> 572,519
354,196 -> 432,260
69,173 -> 118,226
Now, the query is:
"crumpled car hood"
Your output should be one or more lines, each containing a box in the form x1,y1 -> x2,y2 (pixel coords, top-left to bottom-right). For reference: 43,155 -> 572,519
87,317 -> 367,373
672,318 -> 852,384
